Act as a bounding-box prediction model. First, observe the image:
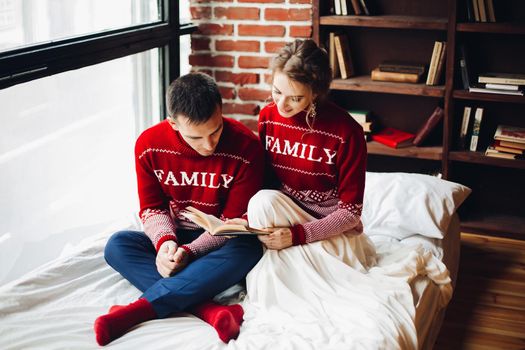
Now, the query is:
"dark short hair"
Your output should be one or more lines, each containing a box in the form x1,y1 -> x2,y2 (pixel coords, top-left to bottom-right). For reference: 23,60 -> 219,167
271,39 -> 332,102
166,72 -> 222,124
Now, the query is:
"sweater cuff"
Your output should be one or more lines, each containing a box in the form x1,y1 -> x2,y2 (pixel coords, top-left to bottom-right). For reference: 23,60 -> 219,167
155,234 -> 178,252
180,245 -> 195,261
290,224 -> 306,246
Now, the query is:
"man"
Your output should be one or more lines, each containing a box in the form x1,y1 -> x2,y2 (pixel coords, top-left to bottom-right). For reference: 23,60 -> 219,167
94,73 -> 264,345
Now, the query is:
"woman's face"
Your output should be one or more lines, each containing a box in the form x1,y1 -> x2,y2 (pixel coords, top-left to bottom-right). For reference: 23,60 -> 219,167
271,70 -> 315,118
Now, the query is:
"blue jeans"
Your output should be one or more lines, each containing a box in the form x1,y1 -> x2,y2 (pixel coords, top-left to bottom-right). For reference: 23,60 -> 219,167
104,230 -> 262,318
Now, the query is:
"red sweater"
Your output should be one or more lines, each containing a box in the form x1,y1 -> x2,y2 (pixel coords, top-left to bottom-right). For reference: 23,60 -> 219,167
258,101 -> 366,245
135,117 -> 264,258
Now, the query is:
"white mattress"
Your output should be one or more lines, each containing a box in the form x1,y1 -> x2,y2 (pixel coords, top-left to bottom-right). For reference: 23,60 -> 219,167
0,215 -> 458,350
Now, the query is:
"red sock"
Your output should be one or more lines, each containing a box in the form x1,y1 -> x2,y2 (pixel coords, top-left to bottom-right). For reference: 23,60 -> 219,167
108,305 -> 125,313
94,298 -> 157,346
192,301 -> 244,343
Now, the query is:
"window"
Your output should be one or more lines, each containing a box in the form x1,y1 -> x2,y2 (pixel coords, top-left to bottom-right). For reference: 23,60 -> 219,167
0,1 -> 194,285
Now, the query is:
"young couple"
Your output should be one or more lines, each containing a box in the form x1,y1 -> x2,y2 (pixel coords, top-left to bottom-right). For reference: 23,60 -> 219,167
94,39 -> 368,346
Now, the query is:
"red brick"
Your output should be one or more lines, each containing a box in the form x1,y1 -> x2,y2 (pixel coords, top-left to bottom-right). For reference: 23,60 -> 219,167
191,68 -> 213,77
216,40 -> 260,52
219,86 -> 236,100
238,0 -> 283,3
265,8 -> 311,21
290,25 -> 312,38
238,87 -> 271,102
215,71 -> 259,85
238,24 -> 285,37
189,54 -> 234,67
193,0 -> 233,2
190,6 -> 212,20
290,0 -> 311,3
197,23 -> 234,36
239,118 -> 259,132
223,103 -> 261,116
238,56 -> 271,69
264,41 -> 287,53
191,37 -> 211,51
215,7 -> 260,20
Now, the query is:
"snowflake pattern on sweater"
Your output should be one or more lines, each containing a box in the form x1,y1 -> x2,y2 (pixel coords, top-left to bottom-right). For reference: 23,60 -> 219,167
258,101 -> 367,244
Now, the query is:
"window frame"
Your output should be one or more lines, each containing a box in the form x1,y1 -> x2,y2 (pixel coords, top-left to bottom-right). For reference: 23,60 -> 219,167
0,0 -> 195,117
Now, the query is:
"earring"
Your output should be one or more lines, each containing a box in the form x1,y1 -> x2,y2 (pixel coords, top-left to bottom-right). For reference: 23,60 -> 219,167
306,102 -> 317,130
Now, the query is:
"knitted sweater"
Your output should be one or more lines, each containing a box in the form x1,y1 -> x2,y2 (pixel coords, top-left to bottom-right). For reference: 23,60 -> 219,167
258,101 -> 366,245
135,117 -> 264,258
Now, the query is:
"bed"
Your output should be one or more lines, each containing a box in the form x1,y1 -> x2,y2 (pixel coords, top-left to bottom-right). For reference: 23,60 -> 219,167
0,172 -> 470,350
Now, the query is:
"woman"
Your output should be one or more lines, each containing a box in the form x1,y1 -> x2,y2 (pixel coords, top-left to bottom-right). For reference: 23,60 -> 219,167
248,38 -> 372,255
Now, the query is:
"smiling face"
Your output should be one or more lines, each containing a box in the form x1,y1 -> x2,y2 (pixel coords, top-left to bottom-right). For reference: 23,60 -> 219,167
271,70 -> 315,118
168,106 -> 223,156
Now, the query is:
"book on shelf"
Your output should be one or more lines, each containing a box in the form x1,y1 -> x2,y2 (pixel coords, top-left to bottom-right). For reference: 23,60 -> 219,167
347,109 -> 371,124
413,106 -> 444,146
485,147 -> 524,160
340,0 -> 348,16
485,0 -> 496,22
493,124 -> 525,144
180,206 -> 270,236
426,41 -> 444,86
498,139 -> 525,150
378,61 -> 425,75
334,0 -> 342,15
459,106 -> 473,150
484,83 -> 522,91
469,83 -> 524,96
329,32 -> 340,79
371,127 -> 415,148
477,0 -> 487,22
359,0 -> 370,15
371,68 -> 421,83
469,107 -> 484,151
458,45 -> 471,90
471,0 -> 480,22
466,0 -> 475,22
478,73 -> 525,86
350,0 -> 362,15
334,33 -> 354,79
493,140 -> 525,155
433,42 -> 447,85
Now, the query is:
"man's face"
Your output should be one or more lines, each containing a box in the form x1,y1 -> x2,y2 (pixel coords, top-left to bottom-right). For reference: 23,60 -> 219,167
169,107 -> 223,157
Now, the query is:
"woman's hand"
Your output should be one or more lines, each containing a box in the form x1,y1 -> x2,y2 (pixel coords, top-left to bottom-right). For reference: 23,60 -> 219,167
258,228 -> 293,250
156,240 -> 178,278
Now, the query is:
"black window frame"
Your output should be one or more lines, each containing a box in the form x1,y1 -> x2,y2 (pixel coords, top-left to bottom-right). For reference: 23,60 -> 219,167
0,0 -> 195,117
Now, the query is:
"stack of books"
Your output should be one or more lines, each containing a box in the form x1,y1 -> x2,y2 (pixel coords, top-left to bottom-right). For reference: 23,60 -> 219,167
370,61 -> 425,84
485,125 -> 525,160
347,110 -> 373,141
470,73 -> 525,96
466,0 -> 496,22
332,0 -> 370,16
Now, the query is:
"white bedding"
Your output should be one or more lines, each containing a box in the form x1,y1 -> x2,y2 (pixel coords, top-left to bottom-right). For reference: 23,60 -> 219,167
0,216 -> 457,350
0,172 -> 467,349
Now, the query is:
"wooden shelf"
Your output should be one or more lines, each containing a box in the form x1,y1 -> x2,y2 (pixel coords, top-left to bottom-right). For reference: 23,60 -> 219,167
453,90 -> 525,104
461,215 -> 525,239
457,22 -> 525,35
320,15 -> 447,31
449,151 -> 525,169
368,141 -> 442,160
331,76 -> 445,97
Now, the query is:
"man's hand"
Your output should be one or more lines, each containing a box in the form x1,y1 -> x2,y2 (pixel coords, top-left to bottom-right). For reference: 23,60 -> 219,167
156,240 -> 178,278
258,227 -> 293,250
171,247 -> 189,274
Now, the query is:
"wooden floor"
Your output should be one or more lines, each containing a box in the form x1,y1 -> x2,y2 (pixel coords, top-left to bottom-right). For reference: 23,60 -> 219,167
434,232 -> 525,350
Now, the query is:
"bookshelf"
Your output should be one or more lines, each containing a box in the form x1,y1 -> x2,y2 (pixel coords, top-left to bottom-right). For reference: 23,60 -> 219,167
313,0 -> 525,239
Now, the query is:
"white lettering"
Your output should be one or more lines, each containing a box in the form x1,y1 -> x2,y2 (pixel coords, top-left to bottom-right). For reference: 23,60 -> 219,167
153,169 -> 164,182
265,135 -> 275,151
282,140 -> 299,157
207,173 -> 221,189
323,148 -> 337,165
221,174 -> 234,188
180,171 -> 199,186
306,145 -> 323,162
164,171 -> 180,186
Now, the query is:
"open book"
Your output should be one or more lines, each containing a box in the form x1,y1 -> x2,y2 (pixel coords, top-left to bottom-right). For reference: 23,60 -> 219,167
180,206 -> 270,236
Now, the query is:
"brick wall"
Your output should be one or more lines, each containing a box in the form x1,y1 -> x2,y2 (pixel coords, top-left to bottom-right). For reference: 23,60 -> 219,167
189,0 -> 313,128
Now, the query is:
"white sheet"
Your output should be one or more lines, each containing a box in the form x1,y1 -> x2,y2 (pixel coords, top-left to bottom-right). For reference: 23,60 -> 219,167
0,215 -> 455,350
